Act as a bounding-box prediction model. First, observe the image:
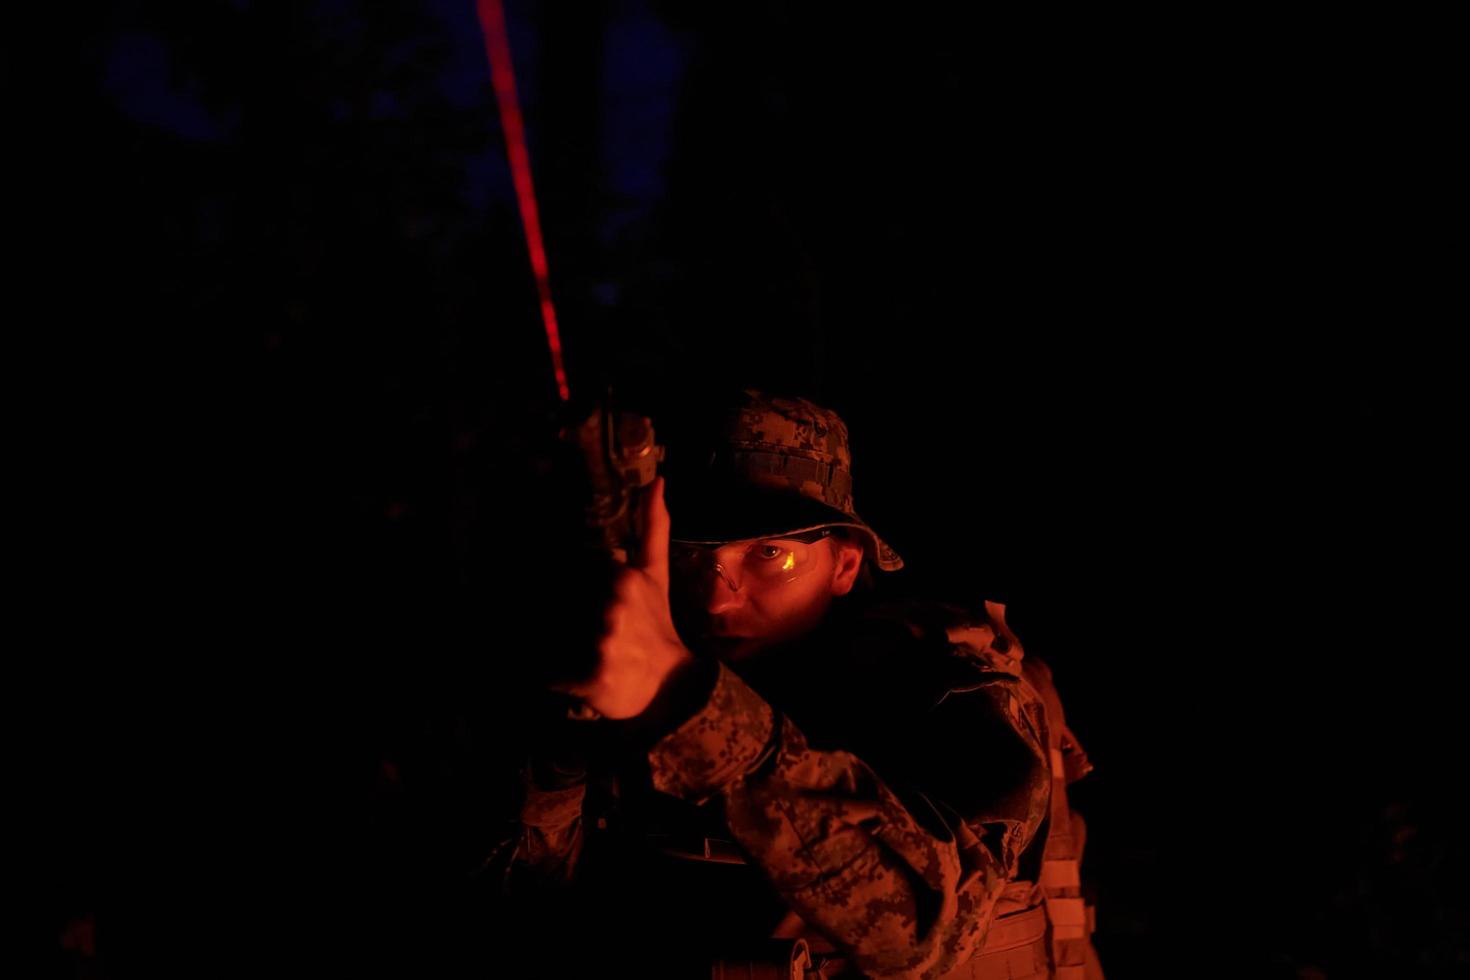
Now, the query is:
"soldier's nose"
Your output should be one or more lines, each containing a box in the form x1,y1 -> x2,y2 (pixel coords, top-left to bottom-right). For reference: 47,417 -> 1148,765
704,568 -> 745,614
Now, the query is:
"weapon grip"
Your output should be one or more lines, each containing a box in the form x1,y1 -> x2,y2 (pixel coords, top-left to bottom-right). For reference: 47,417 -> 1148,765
555,388 -> 666,720
559,389 -> 665,558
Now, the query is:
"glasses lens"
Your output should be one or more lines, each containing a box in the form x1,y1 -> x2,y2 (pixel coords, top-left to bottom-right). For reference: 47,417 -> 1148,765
672,532 -> 829,589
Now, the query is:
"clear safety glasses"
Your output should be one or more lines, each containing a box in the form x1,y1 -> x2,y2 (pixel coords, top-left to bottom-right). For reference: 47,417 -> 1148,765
670,527 -> 835,592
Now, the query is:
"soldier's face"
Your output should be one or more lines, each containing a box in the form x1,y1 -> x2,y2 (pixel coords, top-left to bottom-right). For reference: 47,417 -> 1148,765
670,534 -> 865,662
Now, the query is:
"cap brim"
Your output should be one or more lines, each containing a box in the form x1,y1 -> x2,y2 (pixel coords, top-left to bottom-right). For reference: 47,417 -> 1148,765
668,483 -> 848,541
668,483 -> 904,571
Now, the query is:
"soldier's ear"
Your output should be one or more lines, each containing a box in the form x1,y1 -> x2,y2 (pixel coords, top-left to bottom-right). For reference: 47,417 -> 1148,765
829,537 -> 865,596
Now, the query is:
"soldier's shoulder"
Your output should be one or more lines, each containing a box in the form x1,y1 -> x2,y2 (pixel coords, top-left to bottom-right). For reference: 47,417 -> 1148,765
849,596 -> 1028,693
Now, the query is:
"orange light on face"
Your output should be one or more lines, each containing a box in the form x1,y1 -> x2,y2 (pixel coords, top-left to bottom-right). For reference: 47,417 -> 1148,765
782,551 -> 796,572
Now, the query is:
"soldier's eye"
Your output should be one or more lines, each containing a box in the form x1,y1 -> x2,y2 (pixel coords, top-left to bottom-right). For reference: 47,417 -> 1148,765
756,544 -> 784,560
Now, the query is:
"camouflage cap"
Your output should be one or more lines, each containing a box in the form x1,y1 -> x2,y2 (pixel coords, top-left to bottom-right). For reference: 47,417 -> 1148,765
667,389 -> 903,572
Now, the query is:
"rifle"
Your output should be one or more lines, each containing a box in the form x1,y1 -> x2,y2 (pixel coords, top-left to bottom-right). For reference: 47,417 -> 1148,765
557,388 -> 665,566
473,0 -> 672,712
534,388 -> 665,720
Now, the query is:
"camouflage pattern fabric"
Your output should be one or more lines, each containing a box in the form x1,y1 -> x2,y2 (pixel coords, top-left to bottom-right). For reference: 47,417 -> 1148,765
672,390 -> 904,572
717,390 -> 861,516
508,600 -> 1093,979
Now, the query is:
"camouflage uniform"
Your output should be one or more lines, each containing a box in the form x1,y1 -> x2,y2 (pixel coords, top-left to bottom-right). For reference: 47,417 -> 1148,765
504,393 -> 1100,979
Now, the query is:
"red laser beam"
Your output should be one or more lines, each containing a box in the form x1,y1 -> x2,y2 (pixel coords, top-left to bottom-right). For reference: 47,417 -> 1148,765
476,0 -> 571,402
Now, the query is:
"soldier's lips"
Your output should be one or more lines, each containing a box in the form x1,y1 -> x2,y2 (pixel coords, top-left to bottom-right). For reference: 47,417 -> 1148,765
705,625 -> 755,639
702,635 -> 766,663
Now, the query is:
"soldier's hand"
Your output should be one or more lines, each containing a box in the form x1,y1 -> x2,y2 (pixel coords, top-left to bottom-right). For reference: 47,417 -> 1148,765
557,477 -> 693,719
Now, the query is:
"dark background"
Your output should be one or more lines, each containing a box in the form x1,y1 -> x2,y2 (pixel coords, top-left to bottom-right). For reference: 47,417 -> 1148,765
29,1 -> 1461,977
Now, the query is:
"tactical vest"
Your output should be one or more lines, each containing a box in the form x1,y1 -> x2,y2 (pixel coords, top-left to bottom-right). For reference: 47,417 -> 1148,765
661,605 -> 1102,980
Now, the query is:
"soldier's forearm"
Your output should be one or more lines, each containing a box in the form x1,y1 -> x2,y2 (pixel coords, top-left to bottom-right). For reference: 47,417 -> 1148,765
509,780 -> 587,889
646,663 -> 1016,978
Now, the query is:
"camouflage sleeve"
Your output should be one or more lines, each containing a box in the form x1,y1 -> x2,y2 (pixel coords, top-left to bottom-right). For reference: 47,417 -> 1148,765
646,645 -> 1047,979
503,770 -> 587,892
500,656 -> 720,893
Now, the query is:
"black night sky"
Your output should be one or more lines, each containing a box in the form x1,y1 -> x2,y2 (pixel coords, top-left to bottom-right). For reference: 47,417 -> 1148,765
29,2 -> 1462,978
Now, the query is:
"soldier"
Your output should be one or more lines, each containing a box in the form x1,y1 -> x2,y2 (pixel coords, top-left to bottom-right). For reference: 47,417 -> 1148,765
500,389 -> 1102,979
